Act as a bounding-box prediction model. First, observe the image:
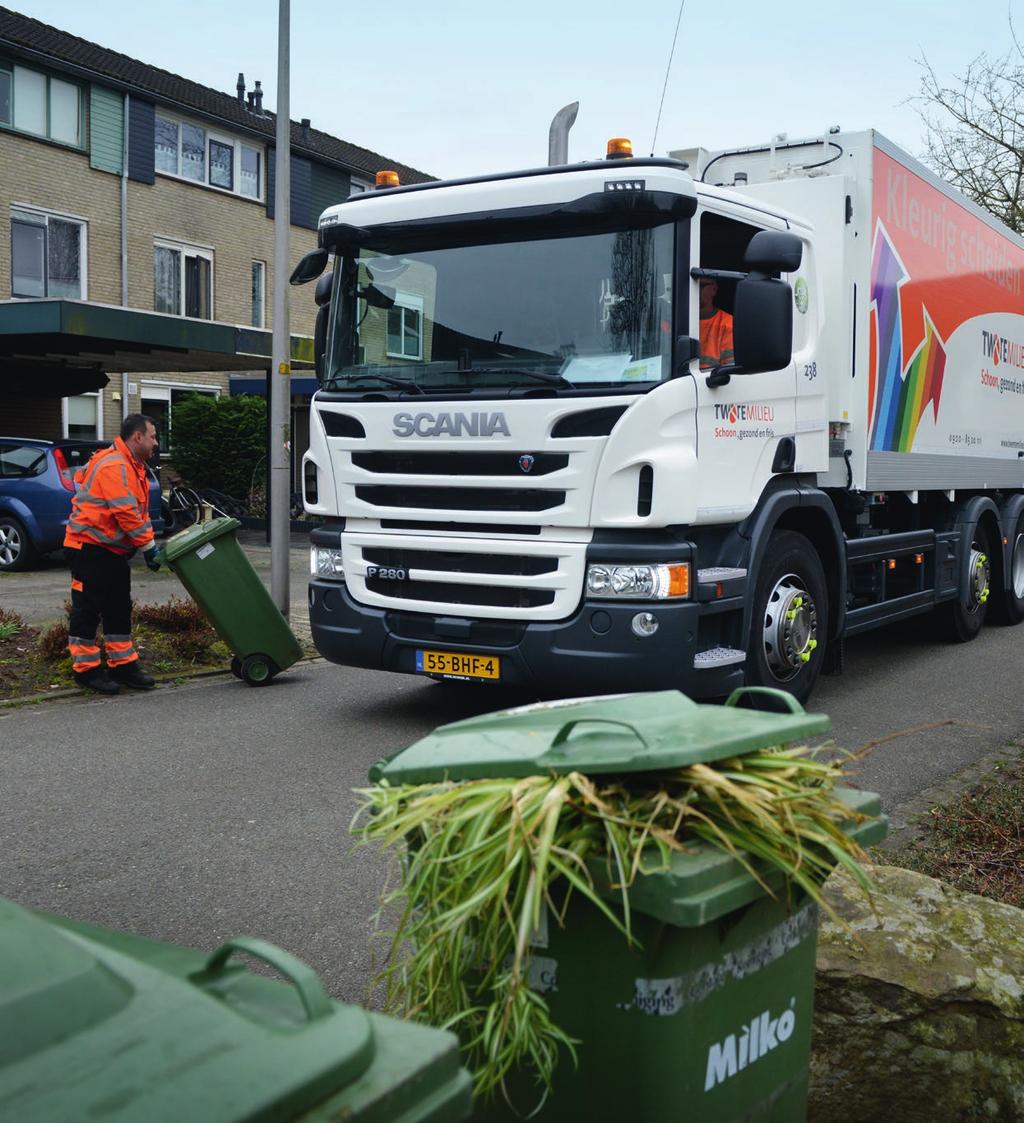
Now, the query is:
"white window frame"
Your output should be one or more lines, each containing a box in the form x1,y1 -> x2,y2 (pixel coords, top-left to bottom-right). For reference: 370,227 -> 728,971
153,238 -> 214,319
10,203 -> 88,299
386,292 -> 424,360
61,391 -> 103,440
251,260 -> 266,328
154,110 -> 263,201
0,63 -> 83,147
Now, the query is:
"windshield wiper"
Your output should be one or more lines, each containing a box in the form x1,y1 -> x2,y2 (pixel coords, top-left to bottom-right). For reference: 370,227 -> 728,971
468,368 -> 573,389
342,373 -> 424,394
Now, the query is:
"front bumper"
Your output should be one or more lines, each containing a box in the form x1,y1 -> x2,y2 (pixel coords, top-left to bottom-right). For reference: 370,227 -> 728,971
308,579 -> 744,698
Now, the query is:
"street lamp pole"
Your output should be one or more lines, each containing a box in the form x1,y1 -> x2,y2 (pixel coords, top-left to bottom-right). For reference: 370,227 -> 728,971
270,0 -> 291,613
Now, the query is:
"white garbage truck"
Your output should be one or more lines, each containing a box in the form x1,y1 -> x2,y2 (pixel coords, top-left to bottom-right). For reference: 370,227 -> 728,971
291,129 -> 1024,701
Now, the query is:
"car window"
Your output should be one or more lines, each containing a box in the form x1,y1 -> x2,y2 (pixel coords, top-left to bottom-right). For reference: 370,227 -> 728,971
61,443 -> 105,469
0,443 -> 47,479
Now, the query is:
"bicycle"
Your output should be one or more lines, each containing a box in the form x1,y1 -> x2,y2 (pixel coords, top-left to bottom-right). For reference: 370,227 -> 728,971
162,483 -> 203,534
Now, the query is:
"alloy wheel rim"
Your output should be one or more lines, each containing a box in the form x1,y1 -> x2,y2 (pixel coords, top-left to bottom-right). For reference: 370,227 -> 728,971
0,525 -> 21,566
762,573 -> 818,682
968,544 -> 991,612
1012,533 -> 1024,600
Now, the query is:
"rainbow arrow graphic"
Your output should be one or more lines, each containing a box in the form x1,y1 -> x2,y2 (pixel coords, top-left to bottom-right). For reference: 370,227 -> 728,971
869,225 -> 947,453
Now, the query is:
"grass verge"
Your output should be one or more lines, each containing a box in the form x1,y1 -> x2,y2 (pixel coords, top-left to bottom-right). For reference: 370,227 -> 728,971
881,759 -> 1024,909
0,596 -> 231,700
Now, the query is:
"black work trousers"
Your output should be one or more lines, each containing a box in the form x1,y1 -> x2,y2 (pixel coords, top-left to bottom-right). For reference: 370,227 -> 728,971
65,544 -> 133,639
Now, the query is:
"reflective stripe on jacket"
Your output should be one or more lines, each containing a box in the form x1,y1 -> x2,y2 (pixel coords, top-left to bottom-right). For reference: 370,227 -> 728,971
63,437 -> 154,555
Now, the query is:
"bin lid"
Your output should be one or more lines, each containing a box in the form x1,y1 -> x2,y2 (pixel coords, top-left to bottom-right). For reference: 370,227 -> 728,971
161,515 -> 241,563
370,687 -> 830,784
0,897 -> 379,1122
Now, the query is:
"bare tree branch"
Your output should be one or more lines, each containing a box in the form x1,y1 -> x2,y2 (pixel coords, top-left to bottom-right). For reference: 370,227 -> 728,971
915,42 -> 1024,232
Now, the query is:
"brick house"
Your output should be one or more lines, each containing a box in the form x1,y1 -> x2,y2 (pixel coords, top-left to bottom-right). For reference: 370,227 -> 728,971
0,5 -> 430,481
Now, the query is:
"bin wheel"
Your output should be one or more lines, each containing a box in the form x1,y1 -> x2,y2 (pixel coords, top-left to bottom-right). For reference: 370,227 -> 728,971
230,656 -> 243,679
241,654 -> 274,686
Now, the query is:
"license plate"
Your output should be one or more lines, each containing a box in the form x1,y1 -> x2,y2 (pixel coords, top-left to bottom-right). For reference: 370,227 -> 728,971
416,649 -> 501,681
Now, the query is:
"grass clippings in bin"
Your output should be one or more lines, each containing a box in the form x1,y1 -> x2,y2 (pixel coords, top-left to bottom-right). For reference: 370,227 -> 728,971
353,744 -> 874,1114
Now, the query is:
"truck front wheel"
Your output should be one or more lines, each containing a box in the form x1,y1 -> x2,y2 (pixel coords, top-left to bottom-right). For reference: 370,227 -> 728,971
746,531 -> 828,703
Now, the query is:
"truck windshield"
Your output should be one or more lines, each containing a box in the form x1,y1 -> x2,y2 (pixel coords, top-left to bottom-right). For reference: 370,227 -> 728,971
324,223 -> 675,393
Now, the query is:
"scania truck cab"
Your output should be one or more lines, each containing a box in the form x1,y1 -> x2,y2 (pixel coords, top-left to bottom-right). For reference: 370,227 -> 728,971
293,131 -> 1024,701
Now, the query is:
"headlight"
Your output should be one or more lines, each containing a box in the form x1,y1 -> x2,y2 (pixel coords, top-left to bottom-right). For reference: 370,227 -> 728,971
586,562 -> 690,600
310,546 -> 345,580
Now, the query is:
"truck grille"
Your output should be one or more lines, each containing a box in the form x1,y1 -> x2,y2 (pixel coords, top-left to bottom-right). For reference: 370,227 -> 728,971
366,577 -> 554,609
352,451 -> 569,476
345,531 -> 587,621
355,485 -> 565,512
364,547 -> 558,576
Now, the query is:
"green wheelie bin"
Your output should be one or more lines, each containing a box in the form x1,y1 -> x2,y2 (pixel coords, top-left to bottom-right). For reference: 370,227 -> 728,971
161,516 -> 303,686
0,895 -> 472,1122
368,688 -> 888,1123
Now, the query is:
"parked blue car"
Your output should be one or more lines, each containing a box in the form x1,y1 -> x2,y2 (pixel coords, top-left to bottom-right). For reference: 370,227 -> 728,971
0,438 -> 164,572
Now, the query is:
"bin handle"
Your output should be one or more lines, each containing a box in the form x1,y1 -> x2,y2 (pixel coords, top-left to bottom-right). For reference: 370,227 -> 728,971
194,937 -> 334,1022
550,718 -> 650,750
724,686 -> 806,715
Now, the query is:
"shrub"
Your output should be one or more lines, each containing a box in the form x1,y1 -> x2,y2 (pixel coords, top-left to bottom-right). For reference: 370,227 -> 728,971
134,596 -> 210,633
168,393 -> 267,500
38,621 -> 70,663
0,607 -> 24,642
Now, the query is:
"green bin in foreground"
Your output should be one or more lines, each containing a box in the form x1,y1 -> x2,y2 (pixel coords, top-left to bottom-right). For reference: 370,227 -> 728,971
0,895 -> 472,1122
367,688 -> 888,1123
161,516 -> 303,686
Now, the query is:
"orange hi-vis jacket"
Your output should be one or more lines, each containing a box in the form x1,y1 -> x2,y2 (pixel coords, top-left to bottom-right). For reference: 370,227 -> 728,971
63,437 -> 155,555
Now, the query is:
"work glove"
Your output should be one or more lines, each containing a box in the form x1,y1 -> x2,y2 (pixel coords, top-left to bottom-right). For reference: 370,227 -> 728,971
143,546 -> 162,572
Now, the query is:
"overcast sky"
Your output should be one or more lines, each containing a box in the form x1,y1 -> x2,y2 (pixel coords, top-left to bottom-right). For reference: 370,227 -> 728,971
15,0 -> 1023,180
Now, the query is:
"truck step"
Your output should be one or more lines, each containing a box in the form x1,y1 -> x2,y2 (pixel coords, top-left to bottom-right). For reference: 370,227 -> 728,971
697,567 -> 747,583
693,646 -> 747,669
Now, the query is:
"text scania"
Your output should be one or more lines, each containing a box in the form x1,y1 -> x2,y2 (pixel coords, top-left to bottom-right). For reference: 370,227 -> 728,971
704,999 -> 797,1092
713,403 -> 776,424
392,411 -> 512,438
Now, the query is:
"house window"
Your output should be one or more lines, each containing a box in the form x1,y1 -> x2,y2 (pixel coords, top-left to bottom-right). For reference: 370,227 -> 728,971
140,383 -> 218,452
65,392 -> 101,440
0,70 -> 11,125
251,260 -> 265,328
154,112 -> 262,200
154,241 -> 213,319
5,65 -> 82,146
386,294 -> 423,360
349,178 -> 371,195
11,208 -> 85,298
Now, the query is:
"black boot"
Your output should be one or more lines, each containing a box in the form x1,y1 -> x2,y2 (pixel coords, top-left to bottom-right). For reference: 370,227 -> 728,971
109,663 -> 156,690
75,667 -> 120,695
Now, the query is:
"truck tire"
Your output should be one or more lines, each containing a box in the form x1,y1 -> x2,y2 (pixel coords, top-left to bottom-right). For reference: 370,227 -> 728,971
994,514 -> 1024,625
935,525 -> 992,642
746,530 -> 828,703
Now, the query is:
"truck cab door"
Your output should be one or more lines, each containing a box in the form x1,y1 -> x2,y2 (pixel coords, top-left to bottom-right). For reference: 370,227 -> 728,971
690,206 -> 799,524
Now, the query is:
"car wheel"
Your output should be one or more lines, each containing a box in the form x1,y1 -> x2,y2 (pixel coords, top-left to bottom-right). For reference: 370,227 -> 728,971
745,530 -> 828,704
0,515 -> 37,572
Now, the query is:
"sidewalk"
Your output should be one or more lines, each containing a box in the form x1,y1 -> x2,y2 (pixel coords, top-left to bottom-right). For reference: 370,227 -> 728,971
0,527 -> 314,643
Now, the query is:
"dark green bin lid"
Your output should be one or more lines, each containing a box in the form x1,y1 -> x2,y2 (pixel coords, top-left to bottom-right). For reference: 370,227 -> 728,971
370,687 -> 831,785
161,515 -> 241,564
0,896 -> 379,1122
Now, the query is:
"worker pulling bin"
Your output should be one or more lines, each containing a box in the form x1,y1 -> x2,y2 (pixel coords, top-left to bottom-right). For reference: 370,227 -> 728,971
160,516 -> 303,686
359,687 -> 887,1122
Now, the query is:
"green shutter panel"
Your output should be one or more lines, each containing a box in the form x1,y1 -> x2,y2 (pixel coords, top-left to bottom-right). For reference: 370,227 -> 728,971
310,164 -> 351,227
89,85 -> 124,175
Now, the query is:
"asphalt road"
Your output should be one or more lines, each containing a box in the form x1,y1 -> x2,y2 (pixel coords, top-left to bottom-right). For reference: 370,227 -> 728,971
2,611 -> 1024,1003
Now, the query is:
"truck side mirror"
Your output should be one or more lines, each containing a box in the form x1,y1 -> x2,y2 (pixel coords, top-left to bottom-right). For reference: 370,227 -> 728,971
732,275 -> 794,373
290,248 -> 329,285
314,273 -> 333,383
744,230 -> 803,274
